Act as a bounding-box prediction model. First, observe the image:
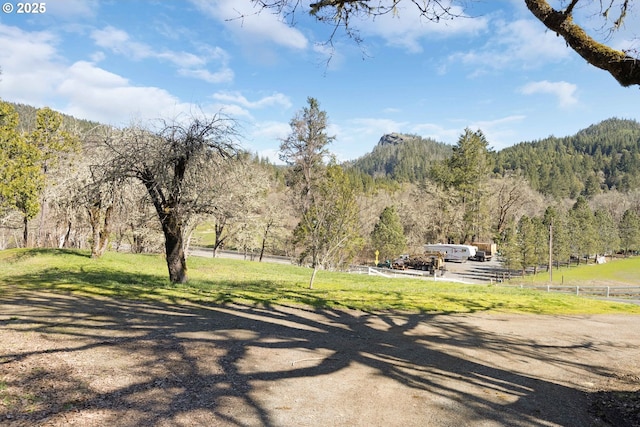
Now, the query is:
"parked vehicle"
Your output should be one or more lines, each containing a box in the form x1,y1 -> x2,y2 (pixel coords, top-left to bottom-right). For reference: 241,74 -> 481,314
470,250 -> 488,262
471,243 -> 496,261
423,244 -> 476,262
403,252 -> 446,275
380,252 -> 446,275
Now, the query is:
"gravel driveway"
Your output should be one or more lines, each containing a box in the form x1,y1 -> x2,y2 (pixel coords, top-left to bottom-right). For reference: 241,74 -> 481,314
1,289 -> 639,426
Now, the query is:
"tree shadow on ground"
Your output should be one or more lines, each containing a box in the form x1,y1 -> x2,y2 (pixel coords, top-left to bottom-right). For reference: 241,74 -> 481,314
1,287 -> 635,426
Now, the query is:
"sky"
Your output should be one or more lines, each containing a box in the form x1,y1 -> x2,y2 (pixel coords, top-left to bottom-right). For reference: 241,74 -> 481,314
0,0 -> 639,162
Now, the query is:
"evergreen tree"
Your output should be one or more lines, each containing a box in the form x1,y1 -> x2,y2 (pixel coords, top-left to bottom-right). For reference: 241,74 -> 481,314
370,206 -> 406,261
594,209 -> 620,257
516,215 -> 536,275
619,209 -> 640,255
543,206 -> 571,268
432,128 -> 493,243
500,219 -> 522,273
281,99 -> 361,287
494,119 -> 640,198
530,216 -> 548,274
0,101 -> 43,246
294,164 -> 363,288
279,97 -> 334,213
568,196 -> 597,263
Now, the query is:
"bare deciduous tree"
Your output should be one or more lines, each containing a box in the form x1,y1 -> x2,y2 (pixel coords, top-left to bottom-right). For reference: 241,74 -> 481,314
98,114 -> 239,283
207,154 -> 269,258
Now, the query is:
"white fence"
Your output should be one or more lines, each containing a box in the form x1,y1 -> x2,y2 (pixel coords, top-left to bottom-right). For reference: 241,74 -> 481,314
505,284 -> 640,300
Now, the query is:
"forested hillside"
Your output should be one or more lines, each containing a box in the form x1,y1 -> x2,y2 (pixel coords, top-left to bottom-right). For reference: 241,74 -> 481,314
493,118 -> 640,198
347,133 -> 452,182
9,102 -> 100,134
348,119 -> 640,199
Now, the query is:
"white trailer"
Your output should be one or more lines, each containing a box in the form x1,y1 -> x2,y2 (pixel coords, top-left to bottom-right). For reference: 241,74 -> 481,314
423,244 -> 477,262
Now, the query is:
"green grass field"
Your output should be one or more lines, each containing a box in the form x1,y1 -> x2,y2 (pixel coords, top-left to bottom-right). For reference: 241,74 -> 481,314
1,248 -> 639,315
513,256 -> 640,286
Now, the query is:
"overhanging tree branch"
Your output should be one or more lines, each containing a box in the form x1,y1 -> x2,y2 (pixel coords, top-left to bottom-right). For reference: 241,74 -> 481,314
524,0 -> 639,87
253,0 -> 640,87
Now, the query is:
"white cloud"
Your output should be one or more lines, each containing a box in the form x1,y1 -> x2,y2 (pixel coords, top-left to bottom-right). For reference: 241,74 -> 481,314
241,121 -> 292,164
520,80 -> 578,108
410,115 -> 527,150
446,19 -> 571,74
57,61 -> 196,125
90,51 -> 106,62
91,26 -> 130,50
357,3 -> 489,53
0,24 -> 65,105
188,0 -> 308,50
178,68 -> 234,84
251,121 -> 291,140
91,26 -> 193,64
90,26 -> 233,83
212,91 -> 292,110
348,118 -> 410,138
0,25 -> 207,126
411,123 -> 461,145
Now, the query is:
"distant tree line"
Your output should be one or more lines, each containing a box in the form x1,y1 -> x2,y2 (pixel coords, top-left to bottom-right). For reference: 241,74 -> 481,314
501,196 -> 640,275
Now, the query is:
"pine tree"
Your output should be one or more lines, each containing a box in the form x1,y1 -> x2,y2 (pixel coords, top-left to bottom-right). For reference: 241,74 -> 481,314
281,99 -> 361,288
370,206 -> 406,261
594,209 -> 620,257
500,219 -> 521,273
568,196 -> 597,264
516,215 -> 536,275
530,217 -> 548,274
543,206 -> 571,268
619,209 -> 640,255
279,97 -> 334,213
436,128 -> 493,243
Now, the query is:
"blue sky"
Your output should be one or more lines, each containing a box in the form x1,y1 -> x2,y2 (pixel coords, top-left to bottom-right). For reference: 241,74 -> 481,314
1,0 -> 638,162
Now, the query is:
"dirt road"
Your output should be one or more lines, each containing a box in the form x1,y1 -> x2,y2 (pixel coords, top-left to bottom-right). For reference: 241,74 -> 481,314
1,289 -> 639,426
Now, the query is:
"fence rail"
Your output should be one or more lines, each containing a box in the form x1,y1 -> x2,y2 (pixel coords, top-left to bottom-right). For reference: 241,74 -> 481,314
503,284 -> 640,299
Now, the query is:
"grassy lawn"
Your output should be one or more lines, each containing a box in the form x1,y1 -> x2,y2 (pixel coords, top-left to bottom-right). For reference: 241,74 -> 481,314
513,256 -> 640,287
1,248 -> 639,315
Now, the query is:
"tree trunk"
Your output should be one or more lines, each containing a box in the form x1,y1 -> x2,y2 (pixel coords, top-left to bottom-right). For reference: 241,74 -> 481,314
96,206 -> 113,257
259,220 -> 272,262
309,266 -> 319,289
161,213 -> 188,284
36,195 -> 46,248
22,216 -> 28,248
213,221 -> 226,258
140,166 -> 188,283
59,220 -> 72,248
88,203 -> 113,259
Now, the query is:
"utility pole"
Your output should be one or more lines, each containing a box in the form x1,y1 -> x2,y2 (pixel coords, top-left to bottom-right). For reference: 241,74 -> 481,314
549,220 -> 553,283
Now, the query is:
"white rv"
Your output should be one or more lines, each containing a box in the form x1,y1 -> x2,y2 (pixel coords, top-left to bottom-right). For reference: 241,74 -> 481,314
423,244 -> 477,262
